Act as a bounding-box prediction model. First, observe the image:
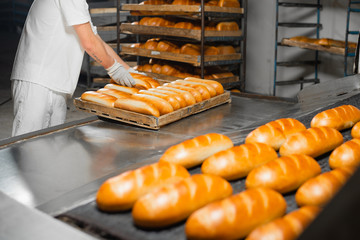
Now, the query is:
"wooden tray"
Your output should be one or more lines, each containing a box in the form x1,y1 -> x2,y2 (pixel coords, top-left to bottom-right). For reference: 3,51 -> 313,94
120,23 -> 242,41
121,44 -> 241,66
74,91 -> 231,129
281,38 -> 356,56
121,4 -> 244,14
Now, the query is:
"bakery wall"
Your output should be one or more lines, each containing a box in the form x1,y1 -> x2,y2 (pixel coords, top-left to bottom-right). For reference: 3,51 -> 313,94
246,0 -> 360,99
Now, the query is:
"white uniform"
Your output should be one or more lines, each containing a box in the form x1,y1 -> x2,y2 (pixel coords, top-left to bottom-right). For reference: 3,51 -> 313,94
11,0 -> 97,136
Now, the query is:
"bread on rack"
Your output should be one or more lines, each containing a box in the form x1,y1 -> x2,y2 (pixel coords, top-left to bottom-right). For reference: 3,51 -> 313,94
139,90 -> 181,110
173,81 -> 211,100
157,86 -> 197,106
81,91 -> 118,108
139,17 -> 152,25
164,83 -> 203,102
218,0 -> 240,8
185,188 -> 287,240
352,121 -> 360,138
246,154 -> 321,194
143,38 -> 160,50
156,40 -> 180,53
246,206 -> 321,240
149,88 -> 188,108
245,118 -> 307,150
96,162 -> 190,211
201,142 -> 278,180
129,72 -> 160,88
159,133 -> 234,168
329,138 -> 360,169
174,22 -> 195,29
180,43 -> 201,55
171,0 -> 199,5
96,88 -> 132,99
104,84 -> 139,95
310,105 -> 360,131
142,0 -> 168,4
161,64 -> 180,76
216,21 -> 239,31
151,63 -> 163,74
173,79 -> 217,97
295,167 -> 355,207
131,93 -> 174,115
279,127 -> 343,158
132,174 -> 233,228
114,98 -> 160,117
184,77 -> 224,95
210,72 -> 234,79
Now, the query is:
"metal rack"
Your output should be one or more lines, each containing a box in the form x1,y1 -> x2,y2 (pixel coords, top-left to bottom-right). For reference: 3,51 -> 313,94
345,0 -> 360,76
273,0 -> 322,96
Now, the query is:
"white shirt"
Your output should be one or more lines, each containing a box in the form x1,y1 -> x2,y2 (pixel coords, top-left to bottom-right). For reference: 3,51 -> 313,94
11,0 -> 97,95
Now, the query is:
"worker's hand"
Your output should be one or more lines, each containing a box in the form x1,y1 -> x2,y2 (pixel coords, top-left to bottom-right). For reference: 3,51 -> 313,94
106,60 -> 135,87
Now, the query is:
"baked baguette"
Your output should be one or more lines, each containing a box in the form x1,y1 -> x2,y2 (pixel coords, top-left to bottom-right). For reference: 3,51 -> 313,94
184,77 -> 224,95
185,187 -> 287,240
173,80 -> 211,100
329,138 -> 360,169
245,118 -> 306,150
157,86 -> 196,106
129,72 -> 160,88
246,206 -> 321,240
279,127 -> 343,158
310,105 -> 360,131
96,88 -> 131,99
351,121 -> 360,138
159,133 -> 234,168
139,90 -> 181,110
174,79 -> 217,97
80,91 -> 117,108
245,154 -> 321,194
295,167 -> 355,207
104,84 -> 139,95
165,83 -> 203,102
131,93 -> 174,115
96,162 -> 190,211
132,174 -> 233,228
149,88 -> 187,108
201,142 -> 278,180
114,98 -> 160,117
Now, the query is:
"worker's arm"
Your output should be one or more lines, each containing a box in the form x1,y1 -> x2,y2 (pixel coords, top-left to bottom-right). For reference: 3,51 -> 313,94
73,22 -> 135,87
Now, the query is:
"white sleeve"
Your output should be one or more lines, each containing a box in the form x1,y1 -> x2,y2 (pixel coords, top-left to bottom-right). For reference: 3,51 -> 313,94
59,0 -> 92,26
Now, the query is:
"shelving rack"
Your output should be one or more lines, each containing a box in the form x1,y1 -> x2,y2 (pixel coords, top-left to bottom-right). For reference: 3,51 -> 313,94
118,0 -> 247,90
345,0 -> 360,76
273,0 -> 322,96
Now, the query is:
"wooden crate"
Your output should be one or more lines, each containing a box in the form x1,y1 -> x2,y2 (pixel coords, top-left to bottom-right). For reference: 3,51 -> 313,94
73,91 -> 231,129
281,38 -> 356,56
121,44 -> 241,66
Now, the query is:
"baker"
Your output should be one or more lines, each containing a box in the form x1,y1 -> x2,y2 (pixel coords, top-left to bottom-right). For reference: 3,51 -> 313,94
10,0 -> 137,136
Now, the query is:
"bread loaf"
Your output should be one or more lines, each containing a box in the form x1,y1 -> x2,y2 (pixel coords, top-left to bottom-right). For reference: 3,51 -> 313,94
151,63 -> 163,74
129,73 -> 160,88
216,21 -> 239,31
139,90 -> 181,110
204,46 -> 220,55
132,174 -> 233,228
172,0 -> 198,5
149,88 -> 187,108
81,91 -> 117,108
104,84 -> 139,95
131,93 -> 174,115
201,142 -> 278,181
96,162 -> 190,211
156,40 -> 180,53
217,45 -> 236,54
329,138 -> 360,169
184,77 -> 224,95
173,81 -> 211,100
310,105 -> 360,131
142,64 -> 153,72
96,88 -> 131,99
161,64 -> 179,76
352,121 -> 360,138
165,83 -> 203,102
159,133 -> 234,168
245,118 -> 306,150
157,86 -> 196,106
174,79 -> 217,97
246,206 -> 321,240
218,0 -> 240,8
185,188 -> 287,240
174,22 -> 194,29
246,154 -> 321,194
143,38 -> 160,50
180,43 -> 201,55
295,167 -> 355,207
139,17 -> 151,25
114,98 -> 160,117
279,127 -> 343,158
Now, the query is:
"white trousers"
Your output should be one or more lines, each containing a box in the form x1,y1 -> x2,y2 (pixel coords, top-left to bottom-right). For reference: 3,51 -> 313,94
12,80 -> 68,137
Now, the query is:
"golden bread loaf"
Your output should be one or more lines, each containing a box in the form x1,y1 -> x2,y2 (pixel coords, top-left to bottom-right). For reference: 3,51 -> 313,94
165,83 -> 203,102
139,90 -> 181,110
132,174 -> 233,228
156,40 -> 180,53
218,0 -> 240,8
184,77 -> 224,95
246,206 -> 321,240
310,105 -> 360,131
104,84 -> 139,95
185,188 -> 287,240
130,73 -> 160,88
329,138 -> 360,169
216,21 -> 239,31
201,142 -> 278,181
173,80 -> 211,100
174,22 -> 195,29
246,154 -> 321,194
114,98 -> 160,117
149,88 -> 187,108
174,79 -> 217,97
96,88 -> 131,99
295,167 -> 355,207
180,43 -> 201,55
80,91 -> 117,108
159,133 -> 234,168
352,121 -> 360,138
245,118 -> 306,150
161,64 -> 180,76
279,127 -> 343,158
96,162 -> 189,211
143,38 -> 160,50
131,93 -> 174,115
157,86 -> 197,106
